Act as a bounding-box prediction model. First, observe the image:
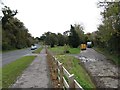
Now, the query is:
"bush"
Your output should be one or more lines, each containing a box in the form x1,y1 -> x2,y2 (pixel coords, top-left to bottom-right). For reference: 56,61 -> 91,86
64,50 -> 70,53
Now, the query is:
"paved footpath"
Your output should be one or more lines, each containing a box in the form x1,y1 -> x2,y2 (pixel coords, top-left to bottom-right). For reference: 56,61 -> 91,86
12,49 -> 52,88
75,48 -> 119,88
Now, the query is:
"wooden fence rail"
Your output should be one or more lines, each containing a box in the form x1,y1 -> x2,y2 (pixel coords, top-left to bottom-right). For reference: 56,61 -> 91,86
45,47 -> 84,90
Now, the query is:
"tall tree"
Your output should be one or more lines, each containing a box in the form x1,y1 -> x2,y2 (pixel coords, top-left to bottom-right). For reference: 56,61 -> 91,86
2,6 -> 34,50
68,25 -> 80,48
74,24 -> 85,43
57,33 -> 66,46
43,32 -> 58,47
96,2 -> 120,54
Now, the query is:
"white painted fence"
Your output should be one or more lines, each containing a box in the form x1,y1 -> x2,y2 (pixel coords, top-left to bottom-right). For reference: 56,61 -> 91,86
46,48 -> 84,89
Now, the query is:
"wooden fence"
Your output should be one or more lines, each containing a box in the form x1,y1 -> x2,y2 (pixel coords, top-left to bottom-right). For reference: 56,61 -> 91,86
46,48 -> 84,89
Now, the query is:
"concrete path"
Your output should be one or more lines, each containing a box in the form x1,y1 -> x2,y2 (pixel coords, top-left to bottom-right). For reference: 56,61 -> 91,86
74,48 -> 119,88
12,49 -> 51,88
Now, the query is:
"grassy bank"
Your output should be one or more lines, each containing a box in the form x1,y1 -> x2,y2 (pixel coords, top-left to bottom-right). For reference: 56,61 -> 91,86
32,47 -> 43,54
49,46 -> 80,55
94,47 -> 120,65
48,46 -> 95,89
2,56 -> 36,88
56,55 -> 96,89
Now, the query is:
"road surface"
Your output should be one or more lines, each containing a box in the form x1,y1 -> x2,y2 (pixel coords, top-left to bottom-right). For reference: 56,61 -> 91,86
2,44 -> 40,67
75,48 -> 119,88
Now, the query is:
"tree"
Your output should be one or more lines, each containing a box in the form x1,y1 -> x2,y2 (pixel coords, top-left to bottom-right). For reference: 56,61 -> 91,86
49,33 -> 58,47
2,6 -> 18,29
68,25 -> 80,48
2,6 -> 34,50
74,24 -> 85,43
57,33 -> 66,46
42,32 -> 58,47
95,2 -> 120,54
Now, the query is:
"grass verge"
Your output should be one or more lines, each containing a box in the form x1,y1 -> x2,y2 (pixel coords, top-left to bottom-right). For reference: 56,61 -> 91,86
32,47 -> 43,54
2,56 -> 36,88
49,46 -> 80,55
48,46 -> 95,89
94,47 -> 120,65
56,55 -> 96,89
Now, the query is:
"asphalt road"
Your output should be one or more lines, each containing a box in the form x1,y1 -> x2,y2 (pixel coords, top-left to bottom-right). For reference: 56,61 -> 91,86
2,44 -> 40,67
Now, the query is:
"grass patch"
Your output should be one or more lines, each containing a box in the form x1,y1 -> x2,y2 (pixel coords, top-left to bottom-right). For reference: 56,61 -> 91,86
49,46 -> 80,55
68,48 -> 80,54
56,55 -> 96,90
94,47 -> 120,65
2,56 -> 36,88
32,47 -> 43,54
49,46 -> 95,89
49,46 -> 64,55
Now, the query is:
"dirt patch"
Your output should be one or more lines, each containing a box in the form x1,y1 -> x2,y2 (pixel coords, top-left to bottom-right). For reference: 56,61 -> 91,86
47,51 -> 60,88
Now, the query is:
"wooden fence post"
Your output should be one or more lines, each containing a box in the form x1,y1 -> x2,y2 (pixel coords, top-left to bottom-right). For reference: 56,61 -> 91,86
69,74 -> 75,88
45,45 -> 47,54
59,63 -> 63,88
54,57 -> 58,80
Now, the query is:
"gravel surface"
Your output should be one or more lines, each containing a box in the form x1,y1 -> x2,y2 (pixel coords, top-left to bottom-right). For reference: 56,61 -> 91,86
12,49 -> 51,88
75,48 -> 119,88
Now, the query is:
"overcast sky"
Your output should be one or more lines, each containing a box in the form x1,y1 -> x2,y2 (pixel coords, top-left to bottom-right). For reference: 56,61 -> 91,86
1,0 -> 103,37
